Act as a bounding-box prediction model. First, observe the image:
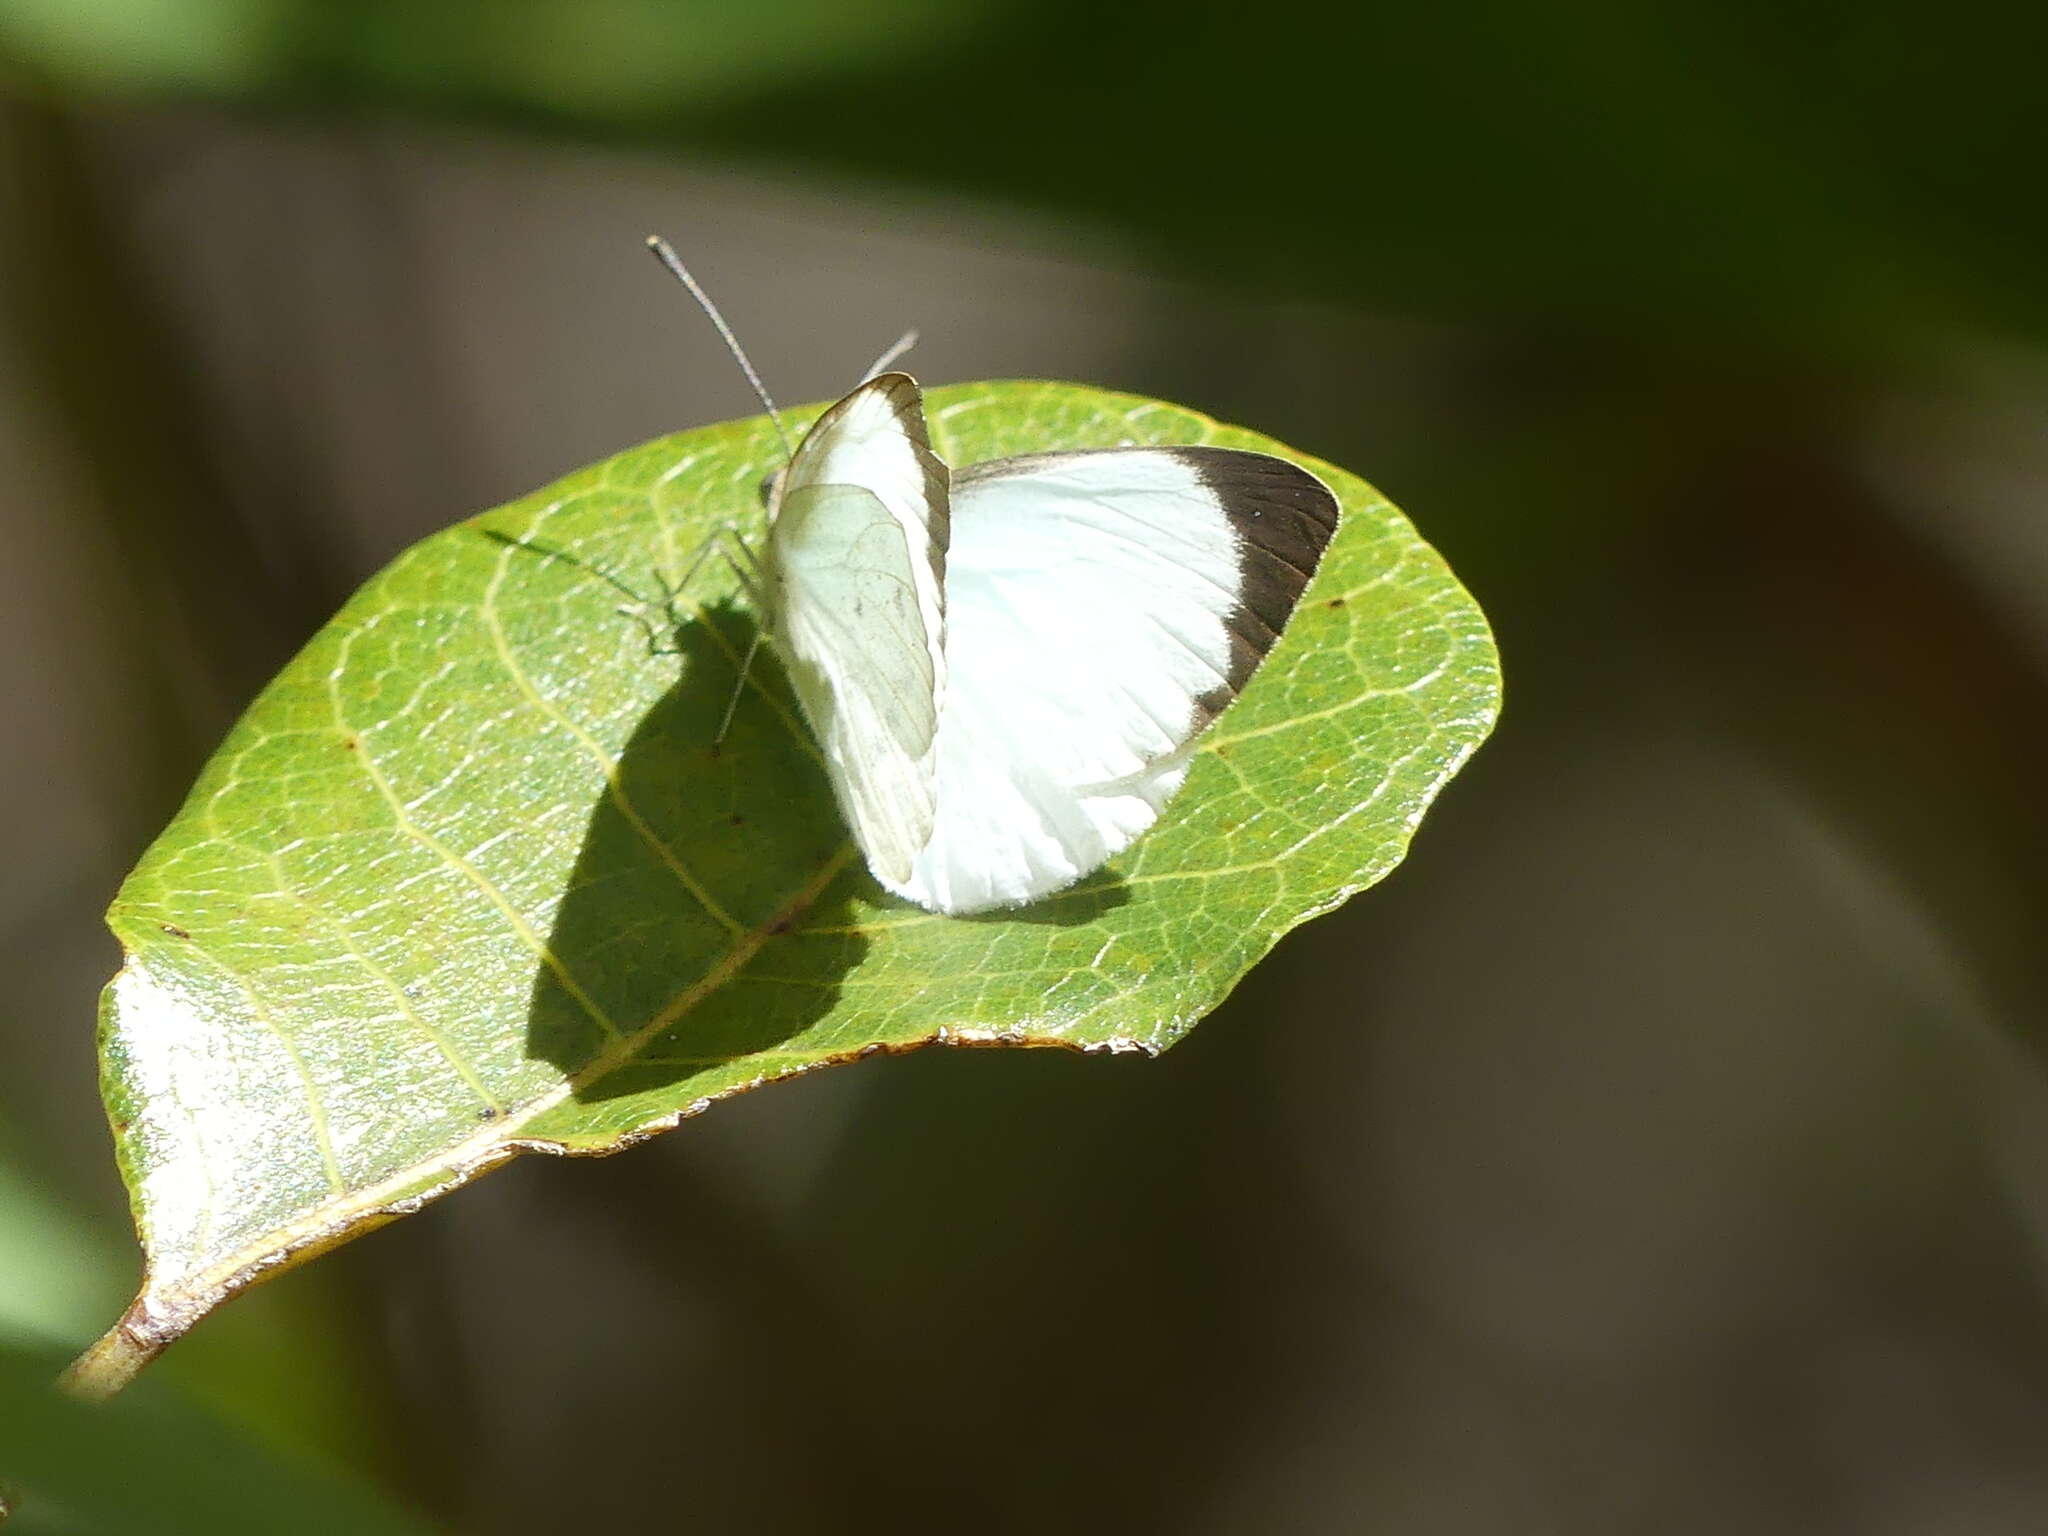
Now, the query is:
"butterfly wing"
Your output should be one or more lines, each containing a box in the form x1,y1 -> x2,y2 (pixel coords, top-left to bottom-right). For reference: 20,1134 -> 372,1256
897,445 -> 1339,914
766,373 -> 949,885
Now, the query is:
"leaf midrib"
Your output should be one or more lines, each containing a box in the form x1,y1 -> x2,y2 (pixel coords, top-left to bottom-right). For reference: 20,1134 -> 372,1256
156,841 -> 858,1316
120,380 -> 1496,1330
159,494 -> 861,1310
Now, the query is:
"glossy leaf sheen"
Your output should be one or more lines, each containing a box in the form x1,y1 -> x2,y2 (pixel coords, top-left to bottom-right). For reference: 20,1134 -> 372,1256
90,381 -> 1500,1370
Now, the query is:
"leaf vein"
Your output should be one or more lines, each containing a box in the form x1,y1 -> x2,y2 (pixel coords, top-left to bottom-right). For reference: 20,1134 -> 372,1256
326,626 -> 627,1044
479,532 -> 746,937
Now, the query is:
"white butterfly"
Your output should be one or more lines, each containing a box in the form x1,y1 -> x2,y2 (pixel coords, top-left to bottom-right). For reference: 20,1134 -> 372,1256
651,241 -> 1339,916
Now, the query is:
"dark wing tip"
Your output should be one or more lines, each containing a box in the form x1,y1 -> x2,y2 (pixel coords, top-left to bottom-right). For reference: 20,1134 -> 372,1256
1162,447 -> 1340,723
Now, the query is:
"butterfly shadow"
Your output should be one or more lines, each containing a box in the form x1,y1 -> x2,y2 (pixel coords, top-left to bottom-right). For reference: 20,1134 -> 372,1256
522,598 -> 873,1106
958,876 -> 1131,927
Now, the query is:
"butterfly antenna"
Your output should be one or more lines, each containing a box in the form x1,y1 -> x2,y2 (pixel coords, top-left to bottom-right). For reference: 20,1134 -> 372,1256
861,328 -> 919,381
646,235 -> 795,457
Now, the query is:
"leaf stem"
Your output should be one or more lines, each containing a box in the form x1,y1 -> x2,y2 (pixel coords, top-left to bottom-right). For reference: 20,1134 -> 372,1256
58,1308 -> 167,1403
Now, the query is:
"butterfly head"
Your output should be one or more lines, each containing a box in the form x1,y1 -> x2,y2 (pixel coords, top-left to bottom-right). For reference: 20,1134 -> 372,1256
759,463 -> 789,513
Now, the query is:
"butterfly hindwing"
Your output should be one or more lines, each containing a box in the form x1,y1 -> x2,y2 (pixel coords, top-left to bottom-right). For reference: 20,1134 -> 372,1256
766,373 -> 949,884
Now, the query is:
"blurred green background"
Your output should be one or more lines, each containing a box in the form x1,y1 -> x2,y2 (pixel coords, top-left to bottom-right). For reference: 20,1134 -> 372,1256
4,0 -> 2048,1530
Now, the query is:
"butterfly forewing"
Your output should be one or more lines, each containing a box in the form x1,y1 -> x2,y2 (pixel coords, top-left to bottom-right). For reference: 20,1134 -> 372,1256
896,445 -> 1339,914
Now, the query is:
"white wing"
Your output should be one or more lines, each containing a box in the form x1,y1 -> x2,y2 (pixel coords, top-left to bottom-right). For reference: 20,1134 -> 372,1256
766,373 -> 949,884
892,446 -> 1339,915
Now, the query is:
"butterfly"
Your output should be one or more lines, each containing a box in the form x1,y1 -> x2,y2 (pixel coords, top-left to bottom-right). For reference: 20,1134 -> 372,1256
650,240 -> 1339,916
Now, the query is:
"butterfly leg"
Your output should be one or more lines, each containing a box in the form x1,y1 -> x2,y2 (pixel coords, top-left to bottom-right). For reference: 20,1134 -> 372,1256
669,521 -> 746,598
616,534 -> 712,657
719,528 -> 766,603
617,600 -> 678,658
482,527 -> 679,656
622,522 -> 762,657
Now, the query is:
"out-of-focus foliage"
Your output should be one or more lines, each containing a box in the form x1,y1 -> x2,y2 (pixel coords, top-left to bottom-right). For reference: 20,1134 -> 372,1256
0,1144 -> 122,1349
0,0 -> 984,109
5,0 -> 2046,351
0,0 -> 286,93
0,1342 -> 434,1534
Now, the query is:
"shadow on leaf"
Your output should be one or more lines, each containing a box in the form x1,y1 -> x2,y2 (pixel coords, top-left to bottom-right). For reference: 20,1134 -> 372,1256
963,877 -> 1130,925
524,602 -> 872,1104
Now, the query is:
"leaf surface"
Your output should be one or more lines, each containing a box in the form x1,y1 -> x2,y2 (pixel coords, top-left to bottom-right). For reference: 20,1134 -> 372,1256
81,381 -> 1499,1388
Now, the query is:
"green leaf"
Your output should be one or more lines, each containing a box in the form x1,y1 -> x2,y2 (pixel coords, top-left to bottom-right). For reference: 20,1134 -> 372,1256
74,380 -> 1499,1393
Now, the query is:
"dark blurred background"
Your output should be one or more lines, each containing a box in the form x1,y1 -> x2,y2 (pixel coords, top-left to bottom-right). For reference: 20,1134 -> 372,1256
4,1 -> 2048,1530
